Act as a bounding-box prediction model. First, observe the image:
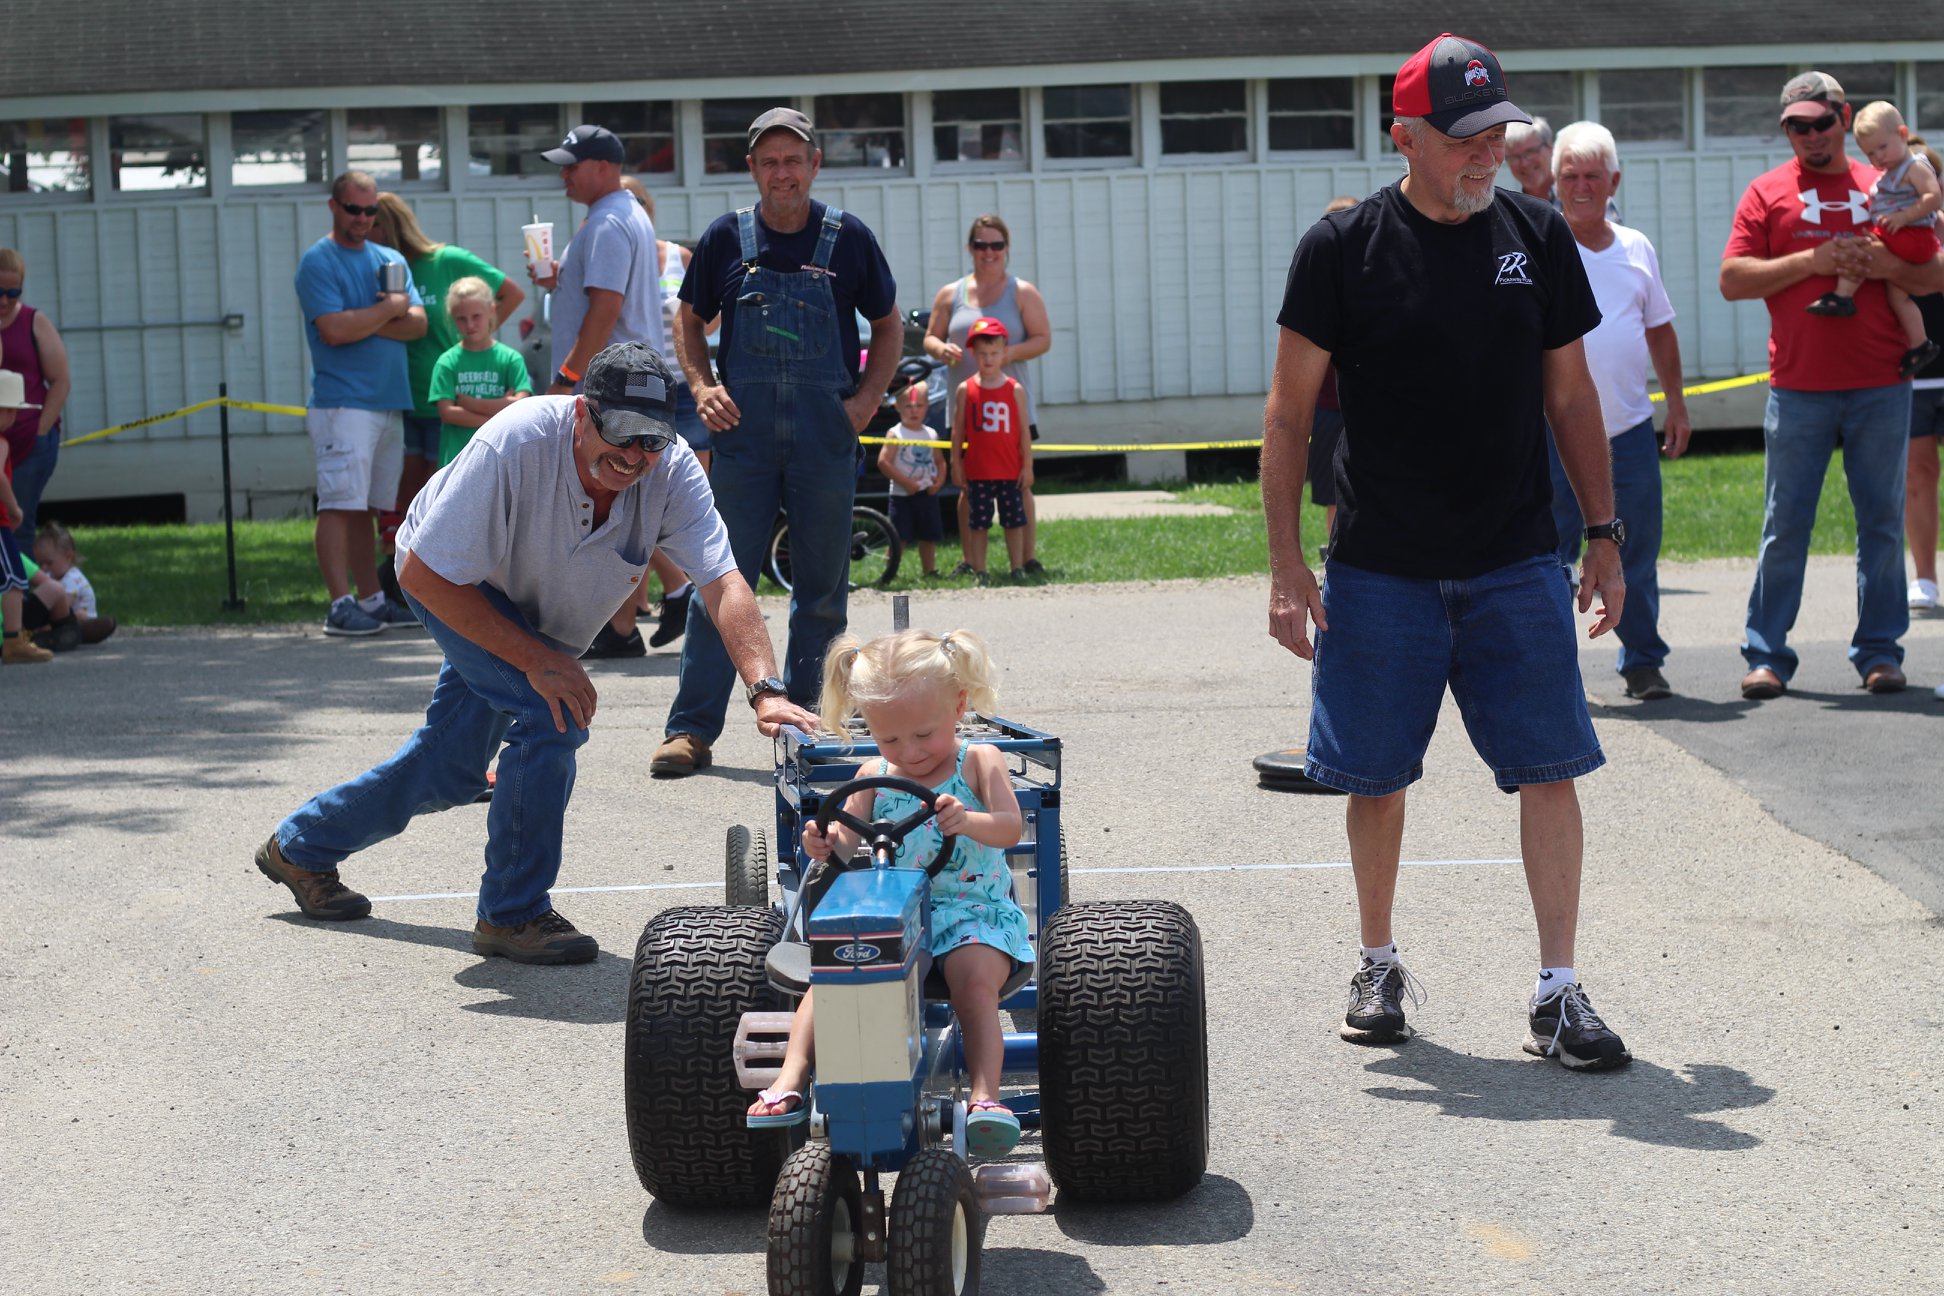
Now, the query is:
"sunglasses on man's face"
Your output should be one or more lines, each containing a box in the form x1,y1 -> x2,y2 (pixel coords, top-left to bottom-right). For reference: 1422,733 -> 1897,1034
1785,114 -> 1840,136
586,402 -> 675,453
970,239 -> 1007,252
0,287 -> 22,299
336,200 -> 380,217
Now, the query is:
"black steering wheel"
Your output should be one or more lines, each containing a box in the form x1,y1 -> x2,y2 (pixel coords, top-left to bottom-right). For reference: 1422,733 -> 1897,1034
814,776 -> 959,877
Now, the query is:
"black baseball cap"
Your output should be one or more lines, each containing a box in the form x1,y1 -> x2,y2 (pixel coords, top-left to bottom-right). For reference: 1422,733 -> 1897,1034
583,342 -> 677,444
747,107 -> 816,150
542,124 -> 625,165
1392,33 -> 1531,139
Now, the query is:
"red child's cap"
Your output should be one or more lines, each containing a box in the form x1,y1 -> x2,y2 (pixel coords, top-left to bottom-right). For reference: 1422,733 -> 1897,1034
967,316 -> 1009,341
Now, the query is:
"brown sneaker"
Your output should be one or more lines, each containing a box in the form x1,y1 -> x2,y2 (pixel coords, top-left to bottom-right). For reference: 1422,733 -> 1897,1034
1740,667 -> 1785,701
649,732 -> 712,777
3,633 -> 53,665
472,910 -> 598,964
254,834 -> 372,921
1863,662 -> 1907,694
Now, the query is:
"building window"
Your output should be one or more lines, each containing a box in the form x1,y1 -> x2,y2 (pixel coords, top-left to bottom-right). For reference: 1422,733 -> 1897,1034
814,94 -> 906,169
232,110 -> 327,188
1267,78 -> 1355,152
1603,69 -> 1687,144
1159,81 -> 1248,156
1514,72 -> 1578,132
933,89 -> 1024,163
110,114 -> 207,192
1820,63 -> 1898,116
703,97 -> 777,174
1044,85 -> 1134,160
469,104 -> 561,179
1704,66 -> 1791,142
1921,62 -> 1944,134
583,100 -> 675,174
1,118 -> 90,195
347,107 -> 443,184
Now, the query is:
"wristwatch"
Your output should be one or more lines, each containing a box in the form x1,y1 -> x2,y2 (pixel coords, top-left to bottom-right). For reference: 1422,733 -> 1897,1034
1584,519 -> 1627,546
746,676 -> 788,708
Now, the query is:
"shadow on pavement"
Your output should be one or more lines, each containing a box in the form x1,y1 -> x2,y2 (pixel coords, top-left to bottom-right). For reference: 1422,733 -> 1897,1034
1359,1038 -> 1774,1150
1055,1173 -> 1253,1245
1592,694 -> 1760,725
981,1248 -> 1108,1293
639,1199 -> 766,1255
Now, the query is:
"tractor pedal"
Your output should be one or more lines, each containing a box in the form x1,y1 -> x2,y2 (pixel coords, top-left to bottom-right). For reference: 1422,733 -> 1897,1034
733,1011 -> 796,1088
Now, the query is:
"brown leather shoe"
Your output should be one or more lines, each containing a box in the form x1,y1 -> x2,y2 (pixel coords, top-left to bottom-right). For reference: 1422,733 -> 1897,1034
254,834 -> 371,920
649,732 -> 712,777
1740,667 -> 1785,700
472,910 -> 598,964
1863,662 -> 1907,694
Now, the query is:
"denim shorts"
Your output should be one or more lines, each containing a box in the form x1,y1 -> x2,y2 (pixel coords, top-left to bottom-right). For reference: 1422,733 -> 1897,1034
402,413 -> 443,460
1305,555 -> 1605,795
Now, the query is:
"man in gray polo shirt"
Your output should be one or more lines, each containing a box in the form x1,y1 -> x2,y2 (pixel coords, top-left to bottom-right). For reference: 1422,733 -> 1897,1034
253,342 -> 816,964
536,124 -> 664,394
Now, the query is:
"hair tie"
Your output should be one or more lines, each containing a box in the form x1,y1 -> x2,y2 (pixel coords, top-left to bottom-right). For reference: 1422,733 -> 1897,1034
843,646 -> 861,666
938,633 -> 954,656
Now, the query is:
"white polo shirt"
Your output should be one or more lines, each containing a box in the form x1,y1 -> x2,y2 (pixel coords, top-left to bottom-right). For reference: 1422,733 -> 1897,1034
399,395 -> 735,654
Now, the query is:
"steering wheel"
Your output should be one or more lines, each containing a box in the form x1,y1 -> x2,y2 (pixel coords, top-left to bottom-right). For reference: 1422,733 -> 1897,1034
813,776 -> 959,877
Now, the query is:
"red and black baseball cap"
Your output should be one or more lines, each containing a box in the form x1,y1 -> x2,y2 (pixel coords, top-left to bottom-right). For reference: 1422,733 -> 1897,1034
1392,33 -> 1532,139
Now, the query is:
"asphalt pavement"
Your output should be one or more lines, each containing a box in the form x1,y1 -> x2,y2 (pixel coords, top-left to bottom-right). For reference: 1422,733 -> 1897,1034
3,556 -> 1940,1295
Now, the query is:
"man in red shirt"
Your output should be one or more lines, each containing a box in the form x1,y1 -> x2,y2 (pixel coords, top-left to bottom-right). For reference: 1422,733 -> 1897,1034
1722,71 -> 1944,698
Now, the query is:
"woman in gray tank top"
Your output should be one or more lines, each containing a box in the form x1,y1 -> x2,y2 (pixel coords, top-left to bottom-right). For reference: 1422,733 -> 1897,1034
922,213 -> 1054,575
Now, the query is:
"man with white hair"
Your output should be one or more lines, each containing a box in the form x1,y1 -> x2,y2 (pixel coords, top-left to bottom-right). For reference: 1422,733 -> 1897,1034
1263,33 -> 1631,1071
1547,121 -> 1691,701
1509,115 -> 1621,221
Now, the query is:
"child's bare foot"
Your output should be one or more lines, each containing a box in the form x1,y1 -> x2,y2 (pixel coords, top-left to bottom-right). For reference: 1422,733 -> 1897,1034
746,1088 -> 807,1128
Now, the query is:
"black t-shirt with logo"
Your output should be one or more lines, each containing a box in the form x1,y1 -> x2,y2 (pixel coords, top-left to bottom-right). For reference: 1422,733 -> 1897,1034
1278,182 -> 1601,579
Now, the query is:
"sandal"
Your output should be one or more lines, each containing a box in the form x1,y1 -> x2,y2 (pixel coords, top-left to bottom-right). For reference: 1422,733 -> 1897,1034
965,1100 -> 1021,1158
746,1088 -> 808,1129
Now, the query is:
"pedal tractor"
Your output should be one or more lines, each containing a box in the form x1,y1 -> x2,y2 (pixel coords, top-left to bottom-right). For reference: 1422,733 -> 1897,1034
624,714 -> 1209,1295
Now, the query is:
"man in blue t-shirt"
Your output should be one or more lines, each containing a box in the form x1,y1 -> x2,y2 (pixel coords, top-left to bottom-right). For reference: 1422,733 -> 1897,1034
294,170 -> 426,637
651,107 -> 901,777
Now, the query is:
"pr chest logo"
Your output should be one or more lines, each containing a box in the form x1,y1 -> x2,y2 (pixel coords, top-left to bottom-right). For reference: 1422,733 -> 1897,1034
1494,252 -> 1533,286
1796,190 -> 1871,226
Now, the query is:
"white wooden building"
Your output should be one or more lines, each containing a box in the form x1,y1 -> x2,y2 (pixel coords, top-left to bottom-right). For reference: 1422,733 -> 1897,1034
5,4 -> 1944,517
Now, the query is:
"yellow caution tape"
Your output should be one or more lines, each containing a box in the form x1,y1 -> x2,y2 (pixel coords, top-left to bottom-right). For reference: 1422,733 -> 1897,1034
75,374 -> 1774,454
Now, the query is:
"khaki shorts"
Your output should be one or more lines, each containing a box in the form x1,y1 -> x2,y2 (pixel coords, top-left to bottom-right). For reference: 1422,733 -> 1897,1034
308,407 -> 404,511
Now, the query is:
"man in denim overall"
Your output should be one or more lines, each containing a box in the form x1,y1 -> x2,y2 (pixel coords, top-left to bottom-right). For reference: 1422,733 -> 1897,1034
653,107 -> 902,775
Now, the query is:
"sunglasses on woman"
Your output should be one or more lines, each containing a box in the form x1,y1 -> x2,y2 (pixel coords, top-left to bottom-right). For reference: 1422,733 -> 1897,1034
586,401 -> 676,453
970,239 -> 1007,252
1784,114 -> 1840,136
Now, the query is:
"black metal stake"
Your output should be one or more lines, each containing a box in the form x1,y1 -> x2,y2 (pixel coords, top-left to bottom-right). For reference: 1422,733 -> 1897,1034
218,382 -> 245,611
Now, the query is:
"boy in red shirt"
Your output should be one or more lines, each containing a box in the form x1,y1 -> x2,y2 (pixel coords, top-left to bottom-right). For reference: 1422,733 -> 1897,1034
949,317 -> 1035,584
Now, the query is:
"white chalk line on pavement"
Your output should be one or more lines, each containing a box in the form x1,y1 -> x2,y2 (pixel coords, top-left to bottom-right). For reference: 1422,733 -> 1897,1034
365,857 -> 1518,904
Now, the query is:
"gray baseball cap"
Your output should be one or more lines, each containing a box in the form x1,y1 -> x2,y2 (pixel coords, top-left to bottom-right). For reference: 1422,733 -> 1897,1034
583,342 -> 677,445
747,107 -> 816,150
1779,71 -> 1847,122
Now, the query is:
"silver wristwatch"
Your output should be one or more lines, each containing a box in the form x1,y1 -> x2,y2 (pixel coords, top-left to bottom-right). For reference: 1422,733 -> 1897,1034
745,676 -> 787,707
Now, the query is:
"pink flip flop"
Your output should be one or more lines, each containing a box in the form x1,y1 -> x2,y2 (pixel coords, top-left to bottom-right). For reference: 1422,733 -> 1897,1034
965,1100 -> 1021,1157
747,1088 -> 807,1129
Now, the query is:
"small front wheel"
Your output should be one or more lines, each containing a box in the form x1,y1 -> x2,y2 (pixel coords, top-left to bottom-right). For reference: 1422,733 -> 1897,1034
886,1146 -> 981,1296
768,1142 -> 866,1296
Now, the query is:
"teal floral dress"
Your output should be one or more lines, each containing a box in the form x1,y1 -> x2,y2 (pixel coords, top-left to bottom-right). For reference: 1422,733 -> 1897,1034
872,746 -> 1036,965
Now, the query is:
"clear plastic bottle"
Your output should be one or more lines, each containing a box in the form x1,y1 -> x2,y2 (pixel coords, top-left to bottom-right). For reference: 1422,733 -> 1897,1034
973,1161 -> 1052,1214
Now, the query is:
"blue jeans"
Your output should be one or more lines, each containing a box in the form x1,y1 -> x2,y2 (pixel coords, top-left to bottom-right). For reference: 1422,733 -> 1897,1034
665,381 -> 857,743
1305,555 -> 1604,795
276,585 -> 589,926
1744,385 -> 1910,681
10,426 -> 60,549
1546,416 -> 1669,674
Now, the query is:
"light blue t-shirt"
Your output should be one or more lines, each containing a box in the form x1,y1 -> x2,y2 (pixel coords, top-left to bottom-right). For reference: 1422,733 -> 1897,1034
551,190 -> 666,377
397,395 -> 734,655
295,235 -> 422,411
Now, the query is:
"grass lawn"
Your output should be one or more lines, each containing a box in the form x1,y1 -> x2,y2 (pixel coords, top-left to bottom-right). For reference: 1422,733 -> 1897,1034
68,451 -> 1926,627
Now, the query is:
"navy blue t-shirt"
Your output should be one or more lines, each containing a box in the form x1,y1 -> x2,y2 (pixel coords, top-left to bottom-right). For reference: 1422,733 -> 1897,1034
679,200 -> 897,385
1278,182 -> 1600,579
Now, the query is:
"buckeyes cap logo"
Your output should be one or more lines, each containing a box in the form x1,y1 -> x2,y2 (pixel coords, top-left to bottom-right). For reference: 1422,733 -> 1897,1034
834,941 -> 882,964
1464,60 -> 1491,87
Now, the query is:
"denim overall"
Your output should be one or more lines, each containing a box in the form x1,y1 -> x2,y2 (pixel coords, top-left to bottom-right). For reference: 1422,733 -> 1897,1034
666,205 -> 859,743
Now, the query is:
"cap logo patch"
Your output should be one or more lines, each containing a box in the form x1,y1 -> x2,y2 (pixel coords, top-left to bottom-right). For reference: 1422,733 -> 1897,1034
1464,60 -> 1491,87
1494,252 -> 1533,286
624,373 -> 668,402
561,132 -> 578,147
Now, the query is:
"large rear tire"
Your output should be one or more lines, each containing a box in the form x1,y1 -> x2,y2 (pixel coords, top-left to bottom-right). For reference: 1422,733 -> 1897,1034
886,1146 -> 981,1296
726,824 -> 770,906
1037,900 -> 1208,1202
625,905 -> 792,1207
767,1142 -> 865,1296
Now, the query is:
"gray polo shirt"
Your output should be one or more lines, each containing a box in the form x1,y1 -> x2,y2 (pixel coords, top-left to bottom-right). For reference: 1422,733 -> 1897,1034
398,396 -> 734,654
551,190 -> 666,376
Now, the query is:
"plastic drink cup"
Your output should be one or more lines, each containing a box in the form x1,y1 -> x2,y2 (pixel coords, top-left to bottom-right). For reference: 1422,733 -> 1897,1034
522,221 -> 555,274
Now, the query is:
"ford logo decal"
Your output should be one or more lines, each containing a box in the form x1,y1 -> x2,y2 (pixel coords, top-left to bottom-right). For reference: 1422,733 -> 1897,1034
833,942 -> 881,964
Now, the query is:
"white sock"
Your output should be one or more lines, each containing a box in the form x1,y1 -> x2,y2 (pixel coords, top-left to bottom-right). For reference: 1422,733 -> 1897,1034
663,581 -> 691,601
358,592 -> 387,613
1534,966 -> 1577,1002
1360,943 -> 1398,966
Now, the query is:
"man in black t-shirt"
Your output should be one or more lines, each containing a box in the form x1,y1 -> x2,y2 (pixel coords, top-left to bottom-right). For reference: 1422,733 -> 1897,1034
1261,33 -> 1632,1071
652,107 -> 902,777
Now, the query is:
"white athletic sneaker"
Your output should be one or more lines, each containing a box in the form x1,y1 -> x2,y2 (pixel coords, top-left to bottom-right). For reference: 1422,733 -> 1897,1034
1910,578 -> 1940,610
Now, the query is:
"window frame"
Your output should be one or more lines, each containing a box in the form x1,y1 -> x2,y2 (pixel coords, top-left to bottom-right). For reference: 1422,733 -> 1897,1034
930,88 -> 1028,174
1600,67 -> 1693,152
578,98 -> 678,178
812,92 -> 911,174
106,111 -> 210,197
0,115 -> 95,202
1157,79 -> 1250,162
464,102 -> 566,184
698,95 -> 786,183
344,105 -> 447,189
1263,75 -> 1359,158
1700,65 -> 1796,150
1039,83 -> 1138,170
